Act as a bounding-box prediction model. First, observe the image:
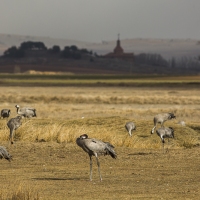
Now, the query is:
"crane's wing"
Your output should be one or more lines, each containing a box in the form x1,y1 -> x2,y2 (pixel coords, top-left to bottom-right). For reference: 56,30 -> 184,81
86,139 -> 117,159
86,139 -> 106,151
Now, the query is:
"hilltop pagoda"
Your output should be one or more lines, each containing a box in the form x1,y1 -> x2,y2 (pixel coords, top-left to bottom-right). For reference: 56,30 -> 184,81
103,34 -> 134,60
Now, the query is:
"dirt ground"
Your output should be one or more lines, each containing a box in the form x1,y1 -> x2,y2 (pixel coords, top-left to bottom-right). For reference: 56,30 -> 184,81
0,141 -> 199,200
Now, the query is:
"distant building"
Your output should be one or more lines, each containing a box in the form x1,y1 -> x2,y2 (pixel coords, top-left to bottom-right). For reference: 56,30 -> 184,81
103,34 -> 134,61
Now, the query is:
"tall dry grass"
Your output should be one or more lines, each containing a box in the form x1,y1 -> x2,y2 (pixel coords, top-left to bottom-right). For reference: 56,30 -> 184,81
0,116 -> 199,149
0,181 -> 40,200
1,86 -> 200,105
0,86 -> 199,149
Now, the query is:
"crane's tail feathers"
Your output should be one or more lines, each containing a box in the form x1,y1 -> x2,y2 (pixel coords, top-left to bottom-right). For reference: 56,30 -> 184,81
6,155 -> 12,162
0,153 -> 12,162
106,146 -> 117,159
109,150 -> 117,159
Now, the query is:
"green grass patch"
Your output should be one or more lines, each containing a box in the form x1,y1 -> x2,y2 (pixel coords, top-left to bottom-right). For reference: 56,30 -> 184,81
0,74 -> 200,87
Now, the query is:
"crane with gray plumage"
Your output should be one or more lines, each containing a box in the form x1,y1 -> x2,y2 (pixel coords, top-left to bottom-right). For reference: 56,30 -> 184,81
0,146 -> 12,161
1,109 -> 11,119
125,121 -> 136,137
155,127 -> 175,153
15,105 -> 36,118
151,113 -> 176,134
7,115 -> 22,144
76,134 -> 117,181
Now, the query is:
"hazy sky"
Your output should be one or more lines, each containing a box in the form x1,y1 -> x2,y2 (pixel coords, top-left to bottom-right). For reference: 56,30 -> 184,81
1,0 -> 200,42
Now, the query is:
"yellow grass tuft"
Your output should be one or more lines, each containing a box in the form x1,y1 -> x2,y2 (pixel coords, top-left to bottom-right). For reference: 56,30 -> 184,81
0,86 -> 199,149
0,181 -> 40,200
0,117 -> 199,149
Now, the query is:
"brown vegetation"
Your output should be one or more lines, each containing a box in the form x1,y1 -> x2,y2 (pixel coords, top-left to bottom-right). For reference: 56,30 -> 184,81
0,86 -> 199,199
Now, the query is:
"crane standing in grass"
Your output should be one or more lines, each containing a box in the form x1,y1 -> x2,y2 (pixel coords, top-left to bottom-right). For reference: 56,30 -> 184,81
151,113 -> 176,134
125,122 -> 136,137
15,105 -> 36,118
0,146 -> 12,161
7,115 -> 22,144
155,127 -> 175,153
76,134 -> 117,181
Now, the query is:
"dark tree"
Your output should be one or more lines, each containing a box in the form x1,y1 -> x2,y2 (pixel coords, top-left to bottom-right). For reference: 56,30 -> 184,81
3,46 -> 24,58
19,41 -> 47,50
70,45 -> 78,52
61,46 -> 72,58
170,57 -> 176,68
50,45 -> 61,53
135,53 -> 168,67
80,48 -> 89,54
72,52 -> 81,59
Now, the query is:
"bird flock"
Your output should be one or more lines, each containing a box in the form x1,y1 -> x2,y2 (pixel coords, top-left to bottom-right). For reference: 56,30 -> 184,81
76,112 -> 179,181
0,104 -> 36,163
1,105 -> 37,145
1,107 -> 182,181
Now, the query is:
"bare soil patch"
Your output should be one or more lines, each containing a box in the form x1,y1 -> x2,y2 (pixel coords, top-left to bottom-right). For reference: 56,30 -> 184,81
0,142 -> 199,199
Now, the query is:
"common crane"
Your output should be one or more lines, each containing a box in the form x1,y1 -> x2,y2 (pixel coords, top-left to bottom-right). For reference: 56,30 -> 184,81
1,109 -> 11,119
155,127 -> 175,153
151,113 -> 176,134
15,105 -> 36,118
125,122 -> 136,137
0,146 -> 12,161
76,134 -> 117,181
7,115 -> 22,144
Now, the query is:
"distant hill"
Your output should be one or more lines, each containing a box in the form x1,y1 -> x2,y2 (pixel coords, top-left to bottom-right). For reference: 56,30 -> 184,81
0,33 -> 200,59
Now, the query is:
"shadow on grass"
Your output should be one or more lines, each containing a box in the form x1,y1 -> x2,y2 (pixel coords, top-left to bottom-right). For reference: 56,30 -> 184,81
32,177 -> 84,181
128,152 -> 152,156
138,135 -> 149,138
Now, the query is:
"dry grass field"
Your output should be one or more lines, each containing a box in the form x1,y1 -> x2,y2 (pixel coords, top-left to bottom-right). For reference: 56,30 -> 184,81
0,85 -> 200,199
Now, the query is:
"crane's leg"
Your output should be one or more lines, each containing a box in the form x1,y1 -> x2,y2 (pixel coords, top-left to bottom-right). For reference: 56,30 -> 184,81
95,156 -> 102,181
9,129 -> 14,145
89,156 -> 93,181
151,125 -> 156,134
162,140 -> 165,154
129,130 -> 132,137
166,138 -> 169,153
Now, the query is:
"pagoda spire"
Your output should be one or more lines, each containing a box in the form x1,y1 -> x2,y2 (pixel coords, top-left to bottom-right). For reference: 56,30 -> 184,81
114,33 -> 124,54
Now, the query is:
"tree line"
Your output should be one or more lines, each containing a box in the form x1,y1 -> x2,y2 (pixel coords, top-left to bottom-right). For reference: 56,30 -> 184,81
2,41 -> 93,60
134,53 -> 200,69
2,41 -> 200,69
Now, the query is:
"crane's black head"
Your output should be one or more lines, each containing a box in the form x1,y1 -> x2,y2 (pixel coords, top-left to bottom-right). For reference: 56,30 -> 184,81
80,134 -> 88,139
15,105 -> 19,108
169,113 -> 176,119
